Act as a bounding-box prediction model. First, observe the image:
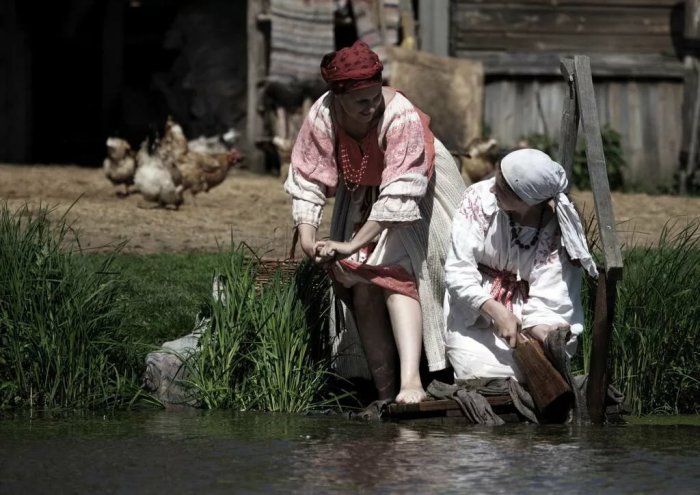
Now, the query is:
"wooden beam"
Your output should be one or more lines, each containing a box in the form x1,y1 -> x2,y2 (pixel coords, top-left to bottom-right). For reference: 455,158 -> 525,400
452,0 -> 678,7
451,5 -> 672,35
573,55 -> 623,279
387,396 -> 514,416
455,51 -> 685,78
246,0 -> 266,173
451,32 -> 676,54
686,0 -> 700,40
419,0 -> 449,56
587,271 -> 618,424
558,57 -> 578,183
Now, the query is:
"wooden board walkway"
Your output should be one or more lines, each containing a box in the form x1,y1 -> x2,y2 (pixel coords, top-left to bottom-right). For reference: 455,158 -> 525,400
386,395 -> 520,421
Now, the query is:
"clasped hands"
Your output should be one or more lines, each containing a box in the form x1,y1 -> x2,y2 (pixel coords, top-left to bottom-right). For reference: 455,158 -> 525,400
300,238 -> 356,264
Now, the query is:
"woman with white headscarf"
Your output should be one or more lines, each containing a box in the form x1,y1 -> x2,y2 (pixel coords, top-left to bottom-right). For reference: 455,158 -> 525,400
443,148 -> 598,382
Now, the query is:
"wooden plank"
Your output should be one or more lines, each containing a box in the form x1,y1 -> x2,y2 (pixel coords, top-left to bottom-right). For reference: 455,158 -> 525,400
420,0 -> 449,56
682,58 -> 700,193
588,272 -> 618,424
457,52 -> 684,79
573,55 -> 623,278
246,0 -> 267,173
451,5 -> 671,35
685,0 -> 700,39
452,32 -> 675,54
387,396 -> 514,416
453,0 -> 678,7
558,58 -> 578,183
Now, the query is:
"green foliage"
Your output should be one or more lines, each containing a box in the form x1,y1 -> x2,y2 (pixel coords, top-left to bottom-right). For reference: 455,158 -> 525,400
90,253 -> 224,344
0,202 -> 133,410
576,220 -> 700,415
182,246 -> 334,413
520,125 -> 626,191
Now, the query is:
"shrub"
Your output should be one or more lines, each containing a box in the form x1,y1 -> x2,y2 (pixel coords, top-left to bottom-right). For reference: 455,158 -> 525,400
521,125 -> 626,191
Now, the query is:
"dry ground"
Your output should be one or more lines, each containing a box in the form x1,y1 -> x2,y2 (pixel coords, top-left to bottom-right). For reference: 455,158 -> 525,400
1,163 -> 699,256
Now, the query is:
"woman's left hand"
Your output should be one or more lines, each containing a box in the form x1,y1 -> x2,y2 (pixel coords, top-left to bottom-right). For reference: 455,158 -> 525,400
524,324 -> 569,344
314,240 -> 356,262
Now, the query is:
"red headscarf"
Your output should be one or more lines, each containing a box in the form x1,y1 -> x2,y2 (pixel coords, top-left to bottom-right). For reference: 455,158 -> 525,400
320,40 -> 383,94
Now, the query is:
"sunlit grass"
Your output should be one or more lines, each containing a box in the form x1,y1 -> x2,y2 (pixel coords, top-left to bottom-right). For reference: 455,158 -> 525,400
578,219 -> 700,415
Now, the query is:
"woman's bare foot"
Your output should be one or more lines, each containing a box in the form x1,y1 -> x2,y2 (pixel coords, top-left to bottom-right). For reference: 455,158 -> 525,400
395,386 -> 427,404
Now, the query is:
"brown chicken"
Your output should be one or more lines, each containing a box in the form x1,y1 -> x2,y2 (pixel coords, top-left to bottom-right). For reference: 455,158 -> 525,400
177,148 -> 242,196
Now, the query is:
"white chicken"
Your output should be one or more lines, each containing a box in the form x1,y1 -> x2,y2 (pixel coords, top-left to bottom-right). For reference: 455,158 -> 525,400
133,138 -> 184,209
103,137 -> 137,196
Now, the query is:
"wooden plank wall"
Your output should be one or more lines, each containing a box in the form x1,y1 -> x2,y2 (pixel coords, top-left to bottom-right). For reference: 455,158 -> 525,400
484,79 -> 683,191
451,0 -> 680,56
452,0 -> 684,191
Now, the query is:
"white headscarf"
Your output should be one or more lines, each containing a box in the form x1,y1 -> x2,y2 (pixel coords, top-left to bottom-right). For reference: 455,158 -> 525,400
501,148 -> 598,278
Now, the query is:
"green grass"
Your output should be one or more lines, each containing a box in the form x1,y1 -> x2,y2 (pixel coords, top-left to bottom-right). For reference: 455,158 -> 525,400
82,252 -> 225,345
4,200 -> 696,416
0,203 -> 132,409
577,220 -> 700,416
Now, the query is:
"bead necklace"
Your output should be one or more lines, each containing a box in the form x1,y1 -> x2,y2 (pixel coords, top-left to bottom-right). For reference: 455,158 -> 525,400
508,207 -> 545,250
339,142 -> 368,192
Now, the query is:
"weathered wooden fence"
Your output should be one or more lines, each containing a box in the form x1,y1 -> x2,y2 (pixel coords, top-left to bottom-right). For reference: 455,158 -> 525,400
449,0 -> 686,191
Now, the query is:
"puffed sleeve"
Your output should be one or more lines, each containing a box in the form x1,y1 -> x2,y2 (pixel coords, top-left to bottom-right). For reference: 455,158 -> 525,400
444,185 -> 495,314
284,94 -> 337,228
521,229 -> 584,336
368,96 -> 430,223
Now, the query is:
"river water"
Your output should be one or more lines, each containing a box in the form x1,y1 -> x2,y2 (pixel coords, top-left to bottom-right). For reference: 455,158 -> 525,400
1,410 -> 698,494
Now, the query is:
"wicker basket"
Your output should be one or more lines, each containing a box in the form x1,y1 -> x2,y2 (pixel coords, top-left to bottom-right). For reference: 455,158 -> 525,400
255,257 -> 301,290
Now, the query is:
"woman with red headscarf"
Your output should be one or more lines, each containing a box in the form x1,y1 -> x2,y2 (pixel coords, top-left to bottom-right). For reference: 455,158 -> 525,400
284,41 -> 465,404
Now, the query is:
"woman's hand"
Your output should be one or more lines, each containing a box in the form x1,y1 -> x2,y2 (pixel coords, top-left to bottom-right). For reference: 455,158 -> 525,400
523,324 -> 569,344
480,299 -> 521,348
314,240 -> 356,262
297,224 -> 323,262
492,310 -> 521,348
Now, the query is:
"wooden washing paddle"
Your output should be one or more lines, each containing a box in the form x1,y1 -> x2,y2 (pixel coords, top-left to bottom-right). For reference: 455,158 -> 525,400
513,333 -> 573,416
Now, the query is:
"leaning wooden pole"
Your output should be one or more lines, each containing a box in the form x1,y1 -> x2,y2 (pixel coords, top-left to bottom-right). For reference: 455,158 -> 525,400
558,58 -> 579,186
560,56 -> 624,423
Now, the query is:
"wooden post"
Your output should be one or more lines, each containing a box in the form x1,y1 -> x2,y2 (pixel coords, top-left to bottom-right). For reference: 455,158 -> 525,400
246,0 -> 266,173
558,58 -> 578,185
588,271 -> 617,423
681,0 -> 700,193
102,0 -> 124,135
571,55 -> 623,424
418,0 -> 449,56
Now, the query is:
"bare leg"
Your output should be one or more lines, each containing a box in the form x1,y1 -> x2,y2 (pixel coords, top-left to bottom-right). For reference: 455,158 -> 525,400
352,284 -> 398,400
384,291 -> 426,404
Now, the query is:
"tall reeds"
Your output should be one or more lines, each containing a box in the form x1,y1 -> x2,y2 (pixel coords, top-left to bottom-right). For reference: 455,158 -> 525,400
0,202 -> 131,410
579,220 -> 700,415
182,246 -> 333,413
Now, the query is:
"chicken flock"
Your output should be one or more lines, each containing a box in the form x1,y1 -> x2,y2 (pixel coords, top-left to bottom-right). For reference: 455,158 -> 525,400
103,117 -> 242,209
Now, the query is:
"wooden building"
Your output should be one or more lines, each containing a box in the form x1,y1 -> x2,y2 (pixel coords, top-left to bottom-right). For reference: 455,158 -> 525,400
421,0 -> 690,191
0,0 -> 247,166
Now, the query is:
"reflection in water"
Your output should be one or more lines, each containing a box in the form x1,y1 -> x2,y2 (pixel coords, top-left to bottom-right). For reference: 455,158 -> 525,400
0,411 -> 698,494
